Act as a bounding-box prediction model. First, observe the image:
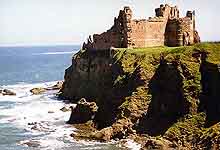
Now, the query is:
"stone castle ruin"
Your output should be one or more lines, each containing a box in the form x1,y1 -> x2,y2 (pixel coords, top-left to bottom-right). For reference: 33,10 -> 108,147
82,4 -> 200,50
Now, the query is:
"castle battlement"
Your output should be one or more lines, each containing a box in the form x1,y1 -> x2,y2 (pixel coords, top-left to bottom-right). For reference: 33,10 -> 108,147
82,4 -> 200,50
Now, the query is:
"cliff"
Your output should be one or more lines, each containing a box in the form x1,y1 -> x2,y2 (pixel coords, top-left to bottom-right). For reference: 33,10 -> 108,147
59,42 -> 220,149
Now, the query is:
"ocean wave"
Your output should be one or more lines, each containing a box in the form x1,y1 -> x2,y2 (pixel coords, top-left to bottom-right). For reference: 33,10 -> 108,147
2,80 -> 59,88
0,81 -> 59,100
0,81 -> 122,150
0,84 -> 76,149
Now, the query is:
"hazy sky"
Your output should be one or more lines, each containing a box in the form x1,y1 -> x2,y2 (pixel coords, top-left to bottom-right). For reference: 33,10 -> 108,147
0,0 -> 219,46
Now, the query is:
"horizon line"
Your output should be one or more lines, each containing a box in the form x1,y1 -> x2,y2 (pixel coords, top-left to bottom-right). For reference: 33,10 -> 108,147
0,40 -> 219,48
0,43 -> 82,47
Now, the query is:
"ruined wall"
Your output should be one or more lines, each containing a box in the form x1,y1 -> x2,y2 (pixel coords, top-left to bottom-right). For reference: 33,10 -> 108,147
83,26 -> 122,50
177,18 -> 194,46
165,20 -> 178,46
130,4 -> 181,48
82,4 -> 199,50
130,19 -> 167,47
165,15 -> 194,46
82,7 -> 130,50
155,4 -> 179,19
92,31 -> 121,50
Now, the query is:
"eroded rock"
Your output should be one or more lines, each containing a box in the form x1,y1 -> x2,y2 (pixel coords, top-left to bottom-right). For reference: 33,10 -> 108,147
0,89 -> 16,96
92,127 -> 113,141
30,81 -> 63,95
48,110 -> 55,113
67,98 -> 98,124
19,140 -> 41,148
91,118 -> 133,141
46,81 -> 63,90
60,106 -> 71,112
141,138 -> 176,150
30,88 -> 46,95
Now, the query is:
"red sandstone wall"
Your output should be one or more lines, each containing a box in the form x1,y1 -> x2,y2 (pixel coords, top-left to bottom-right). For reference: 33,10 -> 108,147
93,30 -> 121,50
165,17 -> 194,47
82,4 -> 198,50
165,20 -> 178,46
130,19 -> 167,47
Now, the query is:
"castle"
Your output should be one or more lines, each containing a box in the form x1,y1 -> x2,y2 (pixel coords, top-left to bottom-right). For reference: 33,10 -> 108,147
82,4 -> 200,50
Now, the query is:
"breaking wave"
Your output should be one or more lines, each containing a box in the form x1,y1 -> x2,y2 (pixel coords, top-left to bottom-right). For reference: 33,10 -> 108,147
0,81 -> 139,150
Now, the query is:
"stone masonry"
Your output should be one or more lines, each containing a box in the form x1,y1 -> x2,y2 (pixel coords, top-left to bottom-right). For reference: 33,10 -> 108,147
82,4 -> 200,50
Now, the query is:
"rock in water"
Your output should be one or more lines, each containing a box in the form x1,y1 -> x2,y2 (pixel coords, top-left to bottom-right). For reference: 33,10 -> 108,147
48,110 -> 55,113
46,81 -> 63,90
67,98 -> 98,124
60,106 -> 71,112
1,89 -> 16,96
19,140 -> 41,148
30,81 -> 63,95
30,88 -> 46,95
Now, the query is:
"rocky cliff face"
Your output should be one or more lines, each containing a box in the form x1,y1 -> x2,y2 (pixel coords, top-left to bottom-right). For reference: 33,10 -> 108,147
59,49 -> 113,100
59,43 -> 220,149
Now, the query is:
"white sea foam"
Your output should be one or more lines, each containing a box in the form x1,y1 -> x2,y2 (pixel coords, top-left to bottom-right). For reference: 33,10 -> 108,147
0,81 -> 77,149
123,139 -> 141,150
0,81 -> 59,100
0,81 -> 124,149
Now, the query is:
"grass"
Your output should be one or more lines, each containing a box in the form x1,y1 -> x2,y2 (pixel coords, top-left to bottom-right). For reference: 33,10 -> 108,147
116,42 -> 220,64
71,42 -> 220,145
112,42 -> 220,147
164,113 -> 206,143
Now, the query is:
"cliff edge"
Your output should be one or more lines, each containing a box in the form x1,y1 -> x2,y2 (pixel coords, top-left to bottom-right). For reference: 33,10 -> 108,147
59,42 -> 220,149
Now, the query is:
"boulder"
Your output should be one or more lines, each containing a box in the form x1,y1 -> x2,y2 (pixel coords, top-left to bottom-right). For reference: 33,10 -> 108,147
67,98 -> 98,124
92,127 -> 113,141
30,81 -> 63,95
46,81 -> 63,90
20,140 -> 41,147
1,89 -> 16,96
48,110 -> 54,113
30,88 -> 46,95
60,106 -> 71,112
141,138 -> 176,150
28,122 -> 37,125
91,118 -> 134,141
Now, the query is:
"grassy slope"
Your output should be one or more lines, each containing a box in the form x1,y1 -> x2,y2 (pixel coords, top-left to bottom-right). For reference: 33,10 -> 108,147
121,42 -> 220,63
113,42 -> 220,148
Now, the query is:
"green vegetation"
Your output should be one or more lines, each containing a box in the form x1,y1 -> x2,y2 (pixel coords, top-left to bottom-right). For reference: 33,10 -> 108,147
164,113 -> 206,143
112,42 -> 220,148
115,42 -> 220,109
120,42 -> 220,63
67,42 -> 220,148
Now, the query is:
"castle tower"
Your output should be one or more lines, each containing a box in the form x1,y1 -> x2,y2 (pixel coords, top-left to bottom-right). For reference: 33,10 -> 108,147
186,10 -> 196,32
155,4 -> 179,19
170,6 -> 180,19
122,6 -> 133,48
186,10 -> 196,44
155,4 -> 171,18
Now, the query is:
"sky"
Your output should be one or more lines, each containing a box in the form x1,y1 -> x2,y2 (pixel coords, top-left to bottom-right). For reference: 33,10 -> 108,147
0,0 -> 219,46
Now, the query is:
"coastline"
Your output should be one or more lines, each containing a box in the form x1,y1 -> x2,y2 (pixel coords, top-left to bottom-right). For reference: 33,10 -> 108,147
0,42 -> 219,149
0,81 -> 134,149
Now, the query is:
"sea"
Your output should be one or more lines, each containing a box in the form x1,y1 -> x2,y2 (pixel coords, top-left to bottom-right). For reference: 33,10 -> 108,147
0,45 -> 140,150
